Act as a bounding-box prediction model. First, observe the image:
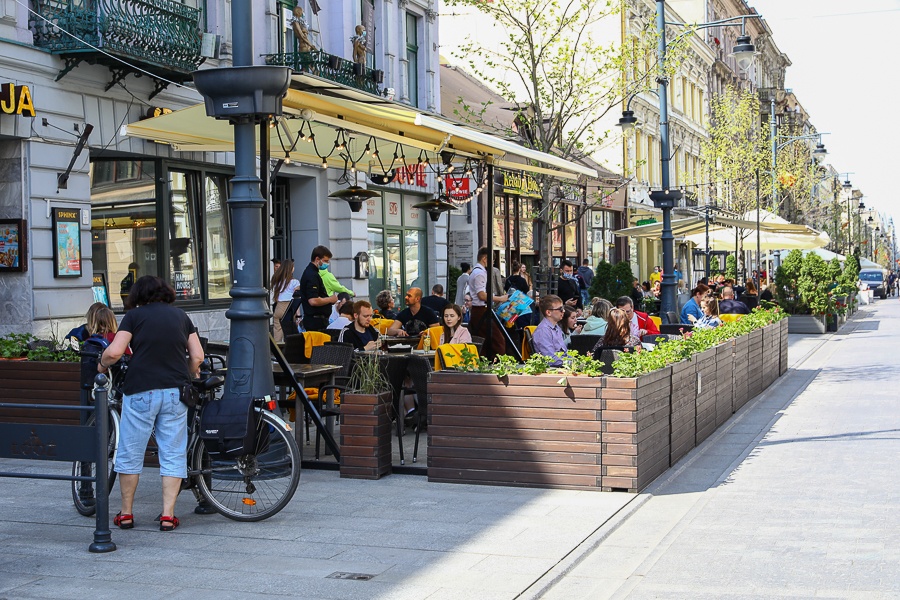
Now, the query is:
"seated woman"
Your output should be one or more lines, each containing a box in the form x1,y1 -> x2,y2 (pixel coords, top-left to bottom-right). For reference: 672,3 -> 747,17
439,303 -> 472,345
581,298 -> 611,335
561,306 -> 582,346
694,295 -> 723,329
739,280 -> 759,310
592,307 -> 641,353
375,290 -> 399,320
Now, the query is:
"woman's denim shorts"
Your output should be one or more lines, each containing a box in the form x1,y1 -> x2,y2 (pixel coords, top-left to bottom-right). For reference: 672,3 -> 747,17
115,387 -> 187,478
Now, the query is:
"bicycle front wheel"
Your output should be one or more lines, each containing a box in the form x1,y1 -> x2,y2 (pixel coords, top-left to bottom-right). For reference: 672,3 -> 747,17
71,410 -> 119,516
191,410 -> 300,521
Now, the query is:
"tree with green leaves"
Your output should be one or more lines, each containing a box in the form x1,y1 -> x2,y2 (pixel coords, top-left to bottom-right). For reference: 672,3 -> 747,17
588,259 -> 634,302
725,255 -> 737,280
443,0 -> 662,268
774,249 -> 803,314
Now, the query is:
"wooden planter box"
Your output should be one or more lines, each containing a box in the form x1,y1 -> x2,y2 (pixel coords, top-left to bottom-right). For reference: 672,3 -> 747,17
0,361 -> 82,424
669,358 -> 696,467
779,318 -> 789,376
694,347 -> 718,446
714,342 -> 734,428
340,391 -> 393,480
426,372 -> 605,490
761,323 -> 781,390
787,314 -> 827,334
732,334 -> 750,412
747,329 -> 764,399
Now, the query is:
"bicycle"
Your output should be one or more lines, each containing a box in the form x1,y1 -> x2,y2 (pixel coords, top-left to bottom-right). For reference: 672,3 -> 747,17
73,356 -> 301,522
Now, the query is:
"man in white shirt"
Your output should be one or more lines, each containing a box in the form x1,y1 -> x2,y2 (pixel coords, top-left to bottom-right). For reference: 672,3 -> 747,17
469,247 -> 508,360
455,262 -> 471,306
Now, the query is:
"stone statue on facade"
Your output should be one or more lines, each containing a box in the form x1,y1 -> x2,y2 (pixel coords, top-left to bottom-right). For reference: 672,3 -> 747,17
291,6 -> 316,53
351,25 -> 367,66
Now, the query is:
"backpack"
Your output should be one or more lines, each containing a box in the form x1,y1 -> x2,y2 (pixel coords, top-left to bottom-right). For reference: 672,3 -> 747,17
199,396 -> 264,458
79,335 -> 110,390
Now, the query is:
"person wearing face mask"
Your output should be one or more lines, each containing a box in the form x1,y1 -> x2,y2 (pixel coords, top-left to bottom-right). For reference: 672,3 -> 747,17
300,245 -> 339,332
557,259 -> 583,311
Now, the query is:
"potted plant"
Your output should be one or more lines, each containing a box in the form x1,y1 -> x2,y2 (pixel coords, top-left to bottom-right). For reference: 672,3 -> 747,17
340,352 -> 394,479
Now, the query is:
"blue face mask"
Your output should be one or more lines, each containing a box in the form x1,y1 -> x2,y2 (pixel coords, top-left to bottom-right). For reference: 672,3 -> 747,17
319,262 -> 329,271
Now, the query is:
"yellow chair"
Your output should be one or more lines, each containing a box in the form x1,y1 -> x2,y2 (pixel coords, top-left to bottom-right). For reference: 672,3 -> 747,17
521,325 -> 537,360
301,330 -> 331,358
719,313 -> 744,324
417,326 -> 443,350
434,343 -> 479,371
371,318 -> 395,335
650,315 -> 662,329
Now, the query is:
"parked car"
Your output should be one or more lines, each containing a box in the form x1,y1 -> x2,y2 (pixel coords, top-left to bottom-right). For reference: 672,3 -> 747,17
859,269 -> 888,299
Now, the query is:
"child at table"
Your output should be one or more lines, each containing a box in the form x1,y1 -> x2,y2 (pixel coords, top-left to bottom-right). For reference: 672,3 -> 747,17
694,296 -> 723,330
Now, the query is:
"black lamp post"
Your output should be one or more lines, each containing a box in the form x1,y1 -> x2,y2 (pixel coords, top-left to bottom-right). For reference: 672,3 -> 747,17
192,7 -> 291,403
620,2 -> 760,323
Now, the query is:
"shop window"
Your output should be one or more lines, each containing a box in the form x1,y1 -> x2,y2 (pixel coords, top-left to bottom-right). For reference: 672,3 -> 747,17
90,159 -> 232,311
406,12 -> 419,106
519,198 -> 534,250
367,191 -> 428,308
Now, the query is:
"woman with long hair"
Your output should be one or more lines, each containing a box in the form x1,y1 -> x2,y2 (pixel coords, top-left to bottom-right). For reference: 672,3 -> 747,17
739,279 -> 759,310
99,276 -> 204,532
597,307 -> 641,349
440,303 -> 472,345
582,298 -> 612,335
561,306 -> 582,346
270,259 -> 300,342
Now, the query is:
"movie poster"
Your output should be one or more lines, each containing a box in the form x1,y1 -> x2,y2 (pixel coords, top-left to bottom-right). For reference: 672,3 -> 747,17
0,220 -> 25,272
53,208 -> 82,278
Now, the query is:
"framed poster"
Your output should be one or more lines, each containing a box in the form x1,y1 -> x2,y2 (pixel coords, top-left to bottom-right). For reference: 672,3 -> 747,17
53,208 -> 82,278
92,271 -> 110,306
0,219 -> 26,272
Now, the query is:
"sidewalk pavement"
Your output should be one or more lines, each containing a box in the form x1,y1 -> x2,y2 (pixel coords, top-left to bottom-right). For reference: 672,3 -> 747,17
0,306 -> 881,600
539,300 -> 900,599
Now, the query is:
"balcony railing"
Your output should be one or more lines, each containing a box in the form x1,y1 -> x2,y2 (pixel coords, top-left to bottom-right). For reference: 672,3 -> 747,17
31,0 -> 203,87
264,50 -> 382,96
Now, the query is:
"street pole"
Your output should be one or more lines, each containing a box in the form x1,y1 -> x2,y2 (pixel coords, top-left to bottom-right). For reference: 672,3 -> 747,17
755,169 -> 761,291
652,0 -> 680,324
770,96 -> 777,214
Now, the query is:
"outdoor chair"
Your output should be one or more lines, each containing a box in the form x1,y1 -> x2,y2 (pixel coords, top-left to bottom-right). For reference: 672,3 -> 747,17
665,311 -> 679,326
720,313 -> 744,324
522,325 -> 537,360
567,334 -> 602,355
470,335 -> 485,355
282,334 -> 308,364
307,342 -> 355,458
402,355 -> 433,465
591,345 -> 634,375
435,343 -> 479,371
660,323 -> 692,335
641,333 -> 671,345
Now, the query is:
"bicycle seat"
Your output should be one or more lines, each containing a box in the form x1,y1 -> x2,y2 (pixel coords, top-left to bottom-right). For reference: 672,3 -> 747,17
194,375 -> 225,391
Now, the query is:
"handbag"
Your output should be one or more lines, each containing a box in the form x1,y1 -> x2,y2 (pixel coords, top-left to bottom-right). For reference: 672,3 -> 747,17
180,381 -> 200,409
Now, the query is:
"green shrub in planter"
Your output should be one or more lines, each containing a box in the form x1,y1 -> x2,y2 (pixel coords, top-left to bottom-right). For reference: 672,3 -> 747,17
775,249 -> 804,314
798,252 -> 831,315
725,254 -> 737,280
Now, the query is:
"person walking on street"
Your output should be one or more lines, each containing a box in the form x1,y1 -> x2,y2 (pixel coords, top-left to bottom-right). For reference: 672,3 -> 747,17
577,259 -> 594,306
557,260 -> 583,311
98,275 -> 204,532
300,245 -> 339,332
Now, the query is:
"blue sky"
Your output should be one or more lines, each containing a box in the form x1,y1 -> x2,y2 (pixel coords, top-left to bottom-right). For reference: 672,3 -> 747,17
748,0 -> 900,233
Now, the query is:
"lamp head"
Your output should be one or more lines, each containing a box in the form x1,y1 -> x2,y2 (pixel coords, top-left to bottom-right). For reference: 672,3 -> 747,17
813,142 -> 827,162
868,215 -> 874,223
859,201 -> 866,210
328,185 -> 381,213
842,179 -> 852,190
731,35 -> 756,70
617,110 -> 638,130
412,196 -> 457,222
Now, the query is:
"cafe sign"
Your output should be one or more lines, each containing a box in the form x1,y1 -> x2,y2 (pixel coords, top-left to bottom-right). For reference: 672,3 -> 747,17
0,83 -> 36,117
499,171 -> 542,199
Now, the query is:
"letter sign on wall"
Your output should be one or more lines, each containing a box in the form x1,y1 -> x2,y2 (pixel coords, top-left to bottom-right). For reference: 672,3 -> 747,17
0,83 -> 36,117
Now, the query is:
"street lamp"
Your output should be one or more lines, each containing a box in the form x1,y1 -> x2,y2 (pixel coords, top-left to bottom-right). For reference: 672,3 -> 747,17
768,112 -> 829,216
617,1 -> 762,324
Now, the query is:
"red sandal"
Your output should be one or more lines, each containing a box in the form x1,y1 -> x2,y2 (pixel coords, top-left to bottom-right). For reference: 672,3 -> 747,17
159,515 -> 180,532
114,512 -> 134,529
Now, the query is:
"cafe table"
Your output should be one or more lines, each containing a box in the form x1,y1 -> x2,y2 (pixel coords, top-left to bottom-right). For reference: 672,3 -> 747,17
272,362 -> 343,450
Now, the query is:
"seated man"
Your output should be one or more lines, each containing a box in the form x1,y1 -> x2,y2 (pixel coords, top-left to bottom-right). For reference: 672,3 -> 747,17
531,294 -> 568,366
420,284 -> 450,316
387,287 -> 439,337
718,286 -> 750,314
338,300 -> 379,351
329,299 -> 354,330
615,296 -> 659,338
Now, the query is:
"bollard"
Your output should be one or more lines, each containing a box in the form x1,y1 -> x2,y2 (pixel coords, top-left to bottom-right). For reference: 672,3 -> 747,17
89,373 -> 116,553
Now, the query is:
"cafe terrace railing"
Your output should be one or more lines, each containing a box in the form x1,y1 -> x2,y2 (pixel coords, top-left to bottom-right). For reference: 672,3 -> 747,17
30,0 -> 203,94
263,50 -> 383,96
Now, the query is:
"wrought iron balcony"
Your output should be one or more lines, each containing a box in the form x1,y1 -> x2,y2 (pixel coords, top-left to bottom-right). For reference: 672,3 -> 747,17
264,50 -> 383,96
31,0 -> 204,98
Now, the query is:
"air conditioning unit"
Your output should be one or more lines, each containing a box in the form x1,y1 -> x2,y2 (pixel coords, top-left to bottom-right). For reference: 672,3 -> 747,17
200,33 -> 221,59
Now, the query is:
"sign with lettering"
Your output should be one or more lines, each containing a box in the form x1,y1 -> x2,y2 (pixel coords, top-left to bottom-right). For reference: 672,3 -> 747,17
499,171 -> 542,199
52,208 -> 82,278
92,272 -> 110,307
384,192 -> 402,226
0,83 -> 35,117
446,176 -> 470,199
393,163 -> 427,187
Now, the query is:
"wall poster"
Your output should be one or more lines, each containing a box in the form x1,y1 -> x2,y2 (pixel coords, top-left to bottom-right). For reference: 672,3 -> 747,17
53,208 -> 82,278
0,219 -> 26,272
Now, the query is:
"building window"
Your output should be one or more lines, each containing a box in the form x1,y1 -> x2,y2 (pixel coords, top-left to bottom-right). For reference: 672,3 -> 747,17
361,0 -> 375,69
406,12 -> 419,106
90,158 -> 233,311
367,191 -> 428,308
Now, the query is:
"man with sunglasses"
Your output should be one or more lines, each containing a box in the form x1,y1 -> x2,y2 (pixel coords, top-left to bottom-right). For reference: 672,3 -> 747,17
532,294 -> 568,366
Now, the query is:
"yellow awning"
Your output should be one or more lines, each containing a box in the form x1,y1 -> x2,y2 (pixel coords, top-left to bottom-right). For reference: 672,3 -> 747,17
124,87 -> 597,180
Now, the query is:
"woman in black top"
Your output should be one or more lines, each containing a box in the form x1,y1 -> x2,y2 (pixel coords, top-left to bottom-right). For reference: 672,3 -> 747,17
100,276 -> 204,532
739,280 -> 760,310
505,261 -> 531,295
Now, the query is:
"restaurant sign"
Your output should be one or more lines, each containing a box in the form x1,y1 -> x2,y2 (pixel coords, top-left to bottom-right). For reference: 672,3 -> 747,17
0,83 -> 36,117
499,171 -> 542,199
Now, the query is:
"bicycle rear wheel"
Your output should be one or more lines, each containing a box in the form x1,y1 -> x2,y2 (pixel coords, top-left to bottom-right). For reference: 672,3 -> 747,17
191,410 -> 300,521
71,411 -> 119,516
